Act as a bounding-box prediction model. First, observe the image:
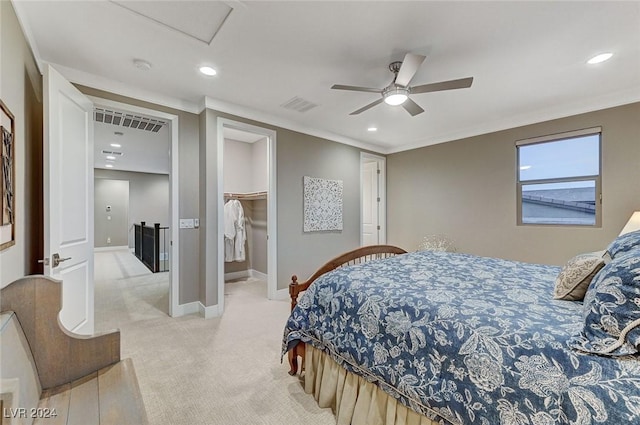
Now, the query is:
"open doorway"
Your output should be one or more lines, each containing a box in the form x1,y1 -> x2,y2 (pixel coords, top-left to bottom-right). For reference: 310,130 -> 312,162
90,97 -> 179,330
217,119 -> 277,315
361,153 -> 386,246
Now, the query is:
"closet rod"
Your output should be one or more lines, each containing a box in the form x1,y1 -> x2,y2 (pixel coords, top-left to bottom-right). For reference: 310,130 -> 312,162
224,191 -> 268,201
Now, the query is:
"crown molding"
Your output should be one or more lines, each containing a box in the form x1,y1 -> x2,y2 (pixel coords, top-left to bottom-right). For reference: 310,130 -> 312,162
388,87 -> 640,154
200,96 -> 386,154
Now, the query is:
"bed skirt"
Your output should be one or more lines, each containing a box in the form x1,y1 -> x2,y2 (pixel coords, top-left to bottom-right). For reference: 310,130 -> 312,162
304,345 -> 440,425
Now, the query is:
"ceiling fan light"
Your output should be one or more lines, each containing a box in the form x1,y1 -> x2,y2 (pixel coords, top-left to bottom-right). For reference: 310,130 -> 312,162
383,86 -> 409,106
384,93 -> 408,106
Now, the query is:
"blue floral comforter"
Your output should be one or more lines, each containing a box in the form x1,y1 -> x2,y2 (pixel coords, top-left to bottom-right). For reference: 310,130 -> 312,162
282,251 -> 640,425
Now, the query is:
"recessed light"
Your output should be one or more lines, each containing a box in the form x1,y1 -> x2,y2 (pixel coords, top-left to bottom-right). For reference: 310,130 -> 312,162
199,66 -> 217,76
587,53 -> 613,64
105,164 -> 114,168
106,155 -> 116,160
367,127 -> 378,132
520,165 -> 532,170
110,143 -> 121,148
114,131 -> 124,136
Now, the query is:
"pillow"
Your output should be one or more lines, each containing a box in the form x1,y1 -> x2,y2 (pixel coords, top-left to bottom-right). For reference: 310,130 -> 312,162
568,248 -> 640,356
554,253 -> 606,301
606,229 -> 640,258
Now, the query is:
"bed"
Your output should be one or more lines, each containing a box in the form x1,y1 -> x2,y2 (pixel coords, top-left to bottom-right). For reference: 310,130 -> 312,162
282,240 -> 640,425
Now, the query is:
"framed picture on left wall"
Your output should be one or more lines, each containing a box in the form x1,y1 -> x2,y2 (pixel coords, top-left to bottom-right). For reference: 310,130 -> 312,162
0,99 -> 15,250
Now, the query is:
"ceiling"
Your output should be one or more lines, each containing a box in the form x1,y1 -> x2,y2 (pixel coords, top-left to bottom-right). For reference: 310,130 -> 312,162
14,1 -> 640,154
94,106 -> 170,174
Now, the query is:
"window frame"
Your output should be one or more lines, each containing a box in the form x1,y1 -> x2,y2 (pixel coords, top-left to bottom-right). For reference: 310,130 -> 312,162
516,127 -> 602,227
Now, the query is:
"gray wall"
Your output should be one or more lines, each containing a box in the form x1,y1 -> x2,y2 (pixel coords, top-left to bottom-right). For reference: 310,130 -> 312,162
387,102 -> 640,265
94,169 -> 169,248
0,0 -> 43,287
78,86 -> 200,305
94,179 -> 129,247
201,109 -> 363,307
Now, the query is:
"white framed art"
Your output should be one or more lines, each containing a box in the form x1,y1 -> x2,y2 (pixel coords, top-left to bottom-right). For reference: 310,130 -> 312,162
303,176 -> 343,232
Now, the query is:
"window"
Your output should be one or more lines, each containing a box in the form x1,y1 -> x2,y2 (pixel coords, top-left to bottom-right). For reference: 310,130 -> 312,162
516,127 -> 601,226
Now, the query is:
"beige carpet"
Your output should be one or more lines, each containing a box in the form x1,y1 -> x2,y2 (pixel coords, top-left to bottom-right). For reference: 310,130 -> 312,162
94,248 -> 335,425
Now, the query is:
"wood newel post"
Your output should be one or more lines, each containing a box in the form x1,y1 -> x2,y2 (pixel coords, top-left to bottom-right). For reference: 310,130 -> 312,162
289,275 -> 299,310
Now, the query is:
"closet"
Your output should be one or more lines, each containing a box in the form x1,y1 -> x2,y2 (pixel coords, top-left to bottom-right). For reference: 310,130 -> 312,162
223,134 -> 268,284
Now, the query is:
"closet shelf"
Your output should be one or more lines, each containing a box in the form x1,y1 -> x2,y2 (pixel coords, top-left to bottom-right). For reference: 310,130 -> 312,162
224,191 -> 268,201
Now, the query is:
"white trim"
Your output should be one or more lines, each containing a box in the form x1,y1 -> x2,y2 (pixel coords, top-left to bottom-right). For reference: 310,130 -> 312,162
515,126 -> 602,147
199,302 -> 221,319
204,96 -> 382,153
171,301 -> 221,319
93,245 -> 129,252
224,269 -> 268,282
172,301 -> 200,317
250,269 -> 268,281
49,62 -> 201,114
360,153 -> 387,246
217,118 -> 279,311
11,0 -> 44,74
273,287 -> 290,301
387,89 -> 640,154
224,270 -> 250,281
87,96 -> 181,318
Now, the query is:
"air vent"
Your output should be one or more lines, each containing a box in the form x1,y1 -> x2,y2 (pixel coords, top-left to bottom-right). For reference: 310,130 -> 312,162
280,96 -> 318,113
101,150 -> 124,156
94,108 -> 167,132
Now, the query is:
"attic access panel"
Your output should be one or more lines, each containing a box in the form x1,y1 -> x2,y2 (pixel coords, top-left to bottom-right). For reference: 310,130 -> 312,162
111,0 -> 233,45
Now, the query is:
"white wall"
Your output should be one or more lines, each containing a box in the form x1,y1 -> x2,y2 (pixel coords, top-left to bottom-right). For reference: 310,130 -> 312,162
94,169 -> 169,248
223,139 -> 253,193
94,179 -> 129,247
251,138 -> 268,192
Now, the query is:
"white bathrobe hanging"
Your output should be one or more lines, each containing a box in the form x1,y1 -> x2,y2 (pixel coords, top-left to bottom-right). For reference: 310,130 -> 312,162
224,199 -> 246,262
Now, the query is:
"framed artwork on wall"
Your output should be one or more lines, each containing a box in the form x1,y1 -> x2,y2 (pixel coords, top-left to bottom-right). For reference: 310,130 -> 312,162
303,176 -> 343,232
1,99 -> 15,251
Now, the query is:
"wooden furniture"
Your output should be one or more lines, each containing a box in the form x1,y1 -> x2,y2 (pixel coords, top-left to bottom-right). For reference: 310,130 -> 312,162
287,245 -> 407,375
1,275 -> 148,424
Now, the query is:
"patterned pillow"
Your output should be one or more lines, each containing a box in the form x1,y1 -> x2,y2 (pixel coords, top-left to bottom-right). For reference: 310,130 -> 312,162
568,249 -> 640,356
606,229 -> 640,258
554,253 -> 606,301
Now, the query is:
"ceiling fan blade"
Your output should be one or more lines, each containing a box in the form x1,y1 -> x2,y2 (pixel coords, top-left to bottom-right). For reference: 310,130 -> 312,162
402,98 -> 424,116
331,84 -> 381,93
349,98 -> 385,115
395,53 -> 426,87
410,77 -> 474,94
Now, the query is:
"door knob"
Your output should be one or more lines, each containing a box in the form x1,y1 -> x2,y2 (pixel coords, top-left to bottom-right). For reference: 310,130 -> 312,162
52,253 -> 72,268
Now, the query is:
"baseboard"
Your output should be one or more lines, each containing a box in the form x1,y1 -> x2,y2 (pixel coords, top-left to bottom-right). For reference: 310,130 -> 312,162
249,269 -> 267,280
172,301 -> 221,319
172,301 -> 200,317
94,245 -> 129,252
272,287 -> 290,301
224,269 -> 269,282
199,302 -> 221,319
224,270 -> 250,281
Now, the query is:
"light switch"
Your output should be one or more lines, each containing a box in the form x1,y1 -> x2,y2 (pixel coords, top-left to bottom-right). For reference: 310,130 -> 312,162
179,219 -> 195,229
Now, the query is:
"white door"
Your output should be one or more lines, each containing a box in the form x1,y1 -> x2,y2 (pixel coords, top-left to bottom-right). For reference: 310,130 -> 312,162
362,161 -> 379,246
43,65 -> 95,334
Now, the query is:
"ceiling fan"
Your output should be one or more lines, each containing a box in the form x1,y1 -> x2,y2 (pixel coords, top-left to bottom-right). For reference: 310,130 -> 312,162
331,53 -> 474,116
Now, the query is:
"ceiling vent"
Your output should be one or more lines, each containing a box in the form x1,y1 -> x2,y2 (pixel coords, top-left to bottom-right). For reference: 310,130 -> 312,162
101,150 -> 124,156
94,108 -> 167,132
280,96 -> 318,113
